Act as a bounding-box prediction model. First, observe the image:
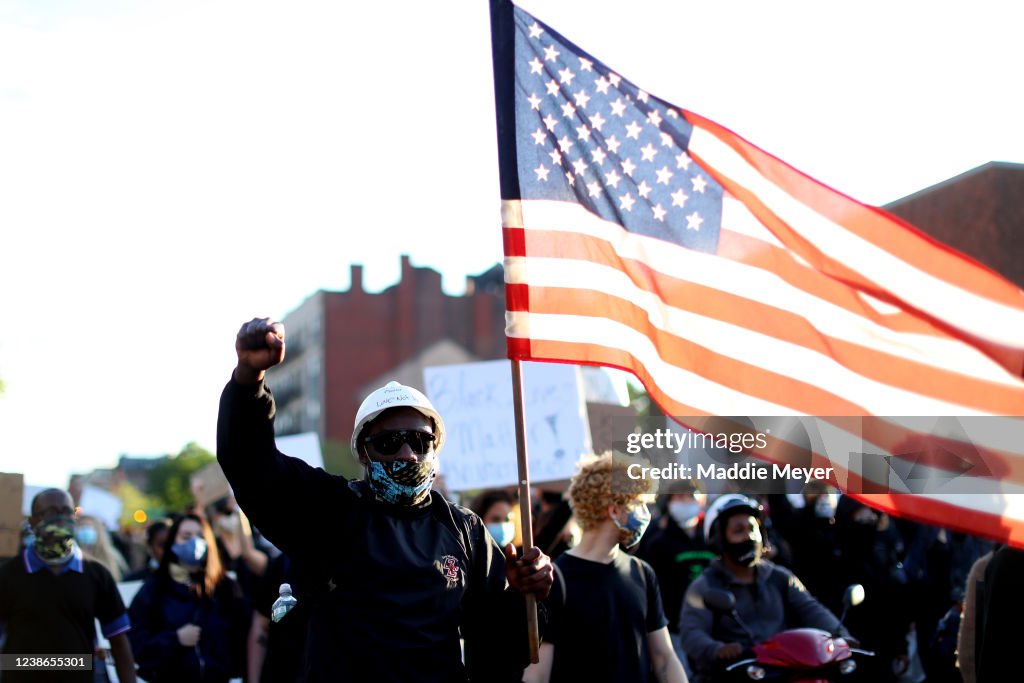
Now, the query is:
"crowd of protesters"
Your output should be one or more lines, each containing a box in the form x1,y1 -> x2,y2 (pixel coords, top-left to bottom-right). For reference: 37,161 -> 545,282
0,470 -> 1017,682
0,315 -> 1017,682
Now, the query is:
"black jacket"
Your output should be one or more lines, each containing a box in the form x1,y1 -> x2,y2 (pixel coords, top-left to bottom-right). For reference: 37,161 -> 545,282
217,378 -> 532,683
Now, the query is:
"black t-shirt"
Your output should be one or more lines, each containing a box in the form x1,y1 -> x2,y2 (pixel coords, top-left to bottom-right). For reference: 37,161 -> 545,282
0,551 -> 128,683
544,550 -> 668,683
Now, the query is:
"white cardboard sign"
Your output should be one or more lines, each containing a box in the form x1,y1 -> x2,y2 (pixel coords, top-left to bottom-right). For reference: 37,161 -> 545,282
423,360 -> 591,491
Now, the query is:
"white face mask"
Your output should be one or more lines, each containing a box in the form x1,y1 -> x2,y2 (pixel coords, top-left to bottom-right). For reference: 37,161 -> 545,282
668,501 -> 702,527
814,494 -> 838,519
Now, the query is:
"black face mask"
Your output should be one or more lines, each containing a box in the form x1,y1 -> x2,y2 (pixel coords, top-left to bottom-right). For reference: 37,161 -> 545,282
724,539 -> 760,566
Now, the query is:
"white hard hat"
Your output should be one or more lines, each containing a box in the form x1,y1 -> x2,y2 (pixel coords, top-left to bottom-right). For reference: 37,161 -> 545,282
350,381 -> 446,457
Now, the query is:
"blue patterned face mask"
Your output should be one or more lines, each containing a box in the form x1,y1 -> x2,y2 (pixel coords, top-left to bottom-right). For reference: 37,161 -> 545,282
612,503 -> 651,549
366,457 -> 436,506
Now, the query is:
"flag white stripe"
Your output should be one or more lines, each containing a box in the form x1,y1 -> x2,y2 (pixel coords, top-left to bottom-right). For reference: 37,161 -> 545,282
688,125 -> 1024,349
506,301 -> 996,416
506,199 -> 1023,387
504,309 -> 799,415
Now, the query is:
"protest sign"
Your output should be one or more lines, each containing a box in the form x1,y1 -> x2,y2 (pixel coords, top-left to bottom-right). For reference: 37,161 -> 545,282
79,484 -> 124,531
0,473 -> 25,557
424,360 -> 590,490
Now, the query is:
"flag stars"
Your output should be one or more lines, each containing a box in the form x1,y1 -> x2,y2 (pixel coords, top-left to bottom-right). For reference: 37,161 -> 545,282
637,180 -> 652,199
542,114 -> 558,132
625,120 -> 643,139
691,175 -> 708,193
545,79 -> 560,96
605,135 -> 621,155
588,112 -> 606,132
565,171 -> 575,186
671,189 -> 689,207
549,148 -> 563,166
573,158 -> 588,175
652,203 -> 666,221
544,45 -> 560,62
620,158 -> 636,176
647,109 -> 662,127
666,109 -> 679,119
675,152 -> 692,170
594,76 -> 611,94
686,211 -> 704,231
576,124 -> 591,142
640,143 -> 657,161
528,93 -> 542,110
660,132 -> 673,147
531,128 -> 547,145
587,180 -> 602,198
579,57 -> 593,71
534,164 -> 550,182
573,90 -> 591,109
619,193 -> 636,212
610,99 -> 627,117
590,147 -> 607,166
529,22 -> 544,39
529,57 -> 544,75
655,166 -> 674,185
637,90 -> 649,103
558,67 -> 575,85
561,101 -> 576,118
609,73 -> 621,87
604,169 -> 622,188
557,136 -> 575,153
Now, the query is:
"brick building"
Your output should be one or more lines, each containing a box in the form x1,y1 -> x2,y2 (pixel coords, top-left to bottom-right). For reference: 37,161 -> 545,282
267,255 -> 506,472
884,161 -> 1024,288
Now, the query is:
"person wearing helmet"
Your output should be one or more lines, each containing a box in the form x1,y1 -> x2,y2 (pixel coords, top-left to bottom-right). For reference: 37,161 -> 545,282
217,317 -> 553,683
678,493 -> 848,683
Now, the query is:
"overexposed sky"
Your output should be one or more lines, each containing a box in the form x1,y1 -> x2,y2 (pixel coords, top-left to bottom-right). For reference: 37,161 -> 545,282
2,0 -> 1022,488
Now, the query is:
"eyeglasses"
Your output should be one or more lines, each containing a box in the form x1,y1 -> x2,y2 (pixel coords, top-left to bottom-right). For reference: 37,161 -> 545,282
362,429 -> 436,456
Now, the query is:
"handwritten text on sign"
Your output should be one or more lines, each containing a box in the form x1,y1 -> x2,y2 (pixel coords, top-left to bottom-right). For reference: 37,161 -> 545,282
424,360 -> 590,491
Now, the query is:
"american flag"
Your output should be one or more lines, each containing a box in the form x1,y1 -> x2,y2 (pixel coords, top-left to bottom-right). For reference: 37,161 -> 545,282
489,1 -> 1024,544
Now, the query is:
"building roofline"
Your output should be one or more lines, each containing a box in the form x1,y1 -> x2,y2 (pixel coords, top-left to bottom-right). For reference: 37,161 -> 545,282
885,161 -> 1024,209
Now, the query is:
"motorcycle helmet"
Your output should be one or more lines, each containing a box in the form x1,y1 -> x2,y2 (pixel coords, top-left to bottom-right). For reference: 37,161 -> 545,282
704,493 -> 763,554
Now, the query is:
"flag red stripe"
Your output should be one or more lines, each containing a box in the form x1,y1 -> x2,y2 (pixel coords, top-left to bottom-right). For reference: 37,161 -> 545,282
502,228 -> 1024,413
508,284 -> 1024,416
683,109 -> 1024,310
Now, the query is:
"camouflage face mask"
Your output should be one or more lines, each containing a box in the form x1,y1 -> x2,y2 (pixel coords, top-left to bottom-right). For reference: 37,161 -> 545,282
33,515 -> 76,565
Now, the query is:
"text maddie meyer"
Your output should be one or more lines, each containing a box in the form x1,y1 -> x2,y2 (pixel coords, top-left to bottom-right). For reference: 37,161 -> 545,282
626,461 -> 835,484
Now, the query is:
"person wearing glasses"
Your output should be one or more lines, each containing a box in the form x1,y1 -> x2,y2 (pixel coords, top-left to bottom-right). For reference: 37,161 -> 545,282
217,317 -> 553,683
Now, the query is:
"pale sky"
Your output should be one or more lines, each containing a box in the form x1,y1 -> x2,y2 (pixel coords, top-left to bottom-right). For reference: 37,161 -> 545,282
2,0 -> 1022,489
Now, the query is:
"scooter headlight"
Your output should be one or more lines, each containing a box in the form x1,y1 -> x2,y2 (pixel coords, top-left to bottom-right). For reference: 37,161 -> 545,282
745,665 -> 766,680
839,659 -> 858,675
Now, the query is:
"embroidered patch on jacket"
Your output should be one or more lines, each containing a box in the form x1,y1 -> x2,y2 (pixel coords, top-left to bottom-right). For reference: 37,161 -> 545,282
440,555 -> 461,584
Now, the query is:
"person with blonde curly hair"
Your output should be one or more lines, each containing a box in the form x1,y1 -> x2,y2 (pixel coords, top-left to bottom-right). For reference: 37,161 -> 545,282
523,453 -> 688,683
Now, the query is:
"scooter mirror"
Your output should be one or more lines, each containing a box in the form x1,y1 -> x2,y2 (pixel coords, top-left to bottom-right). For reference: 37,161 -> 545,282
843,584 -> 865,608
703,589 -> 737,613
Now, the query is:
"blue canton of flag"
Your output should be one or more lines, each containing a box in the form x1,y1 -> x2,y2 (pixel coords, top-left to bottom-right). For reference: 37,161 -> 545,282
512,7 -> 723,253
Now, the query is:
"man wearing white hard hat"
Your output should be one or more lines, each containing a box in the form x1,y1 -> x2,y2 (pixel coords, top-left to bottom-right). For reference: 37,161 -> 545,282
217,317 -> 553,683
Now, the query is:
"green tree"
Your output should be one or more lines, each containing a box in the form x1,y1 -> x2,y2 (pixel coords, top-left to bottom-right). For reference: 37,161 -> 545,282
147,442 -> 216,513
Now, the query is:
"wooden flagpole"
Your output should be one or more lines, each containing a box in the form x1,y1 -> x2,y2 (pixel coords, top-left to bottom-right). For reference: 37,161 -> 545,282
510,358 -> 541,663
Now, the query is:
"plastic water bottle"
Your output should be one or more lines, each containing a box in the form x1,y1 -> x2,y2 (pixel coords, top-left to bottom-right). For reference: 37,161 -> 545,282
271,583 -> 297,623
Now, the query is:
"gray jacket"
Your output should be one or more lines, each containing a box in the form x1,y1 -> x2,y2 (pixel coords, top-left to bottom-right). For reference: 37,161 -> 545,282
679,558 -> 846,679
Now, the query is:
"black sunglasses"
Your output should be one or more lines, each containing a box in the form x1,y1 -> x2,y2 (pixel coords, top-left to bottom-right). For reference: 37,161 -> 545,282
362,429 -> 436,456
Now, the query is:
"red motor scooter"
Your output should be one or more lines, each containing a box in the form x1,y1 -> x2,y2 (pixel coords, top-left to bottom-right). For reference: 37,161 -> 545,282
703,584 -> 874,682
